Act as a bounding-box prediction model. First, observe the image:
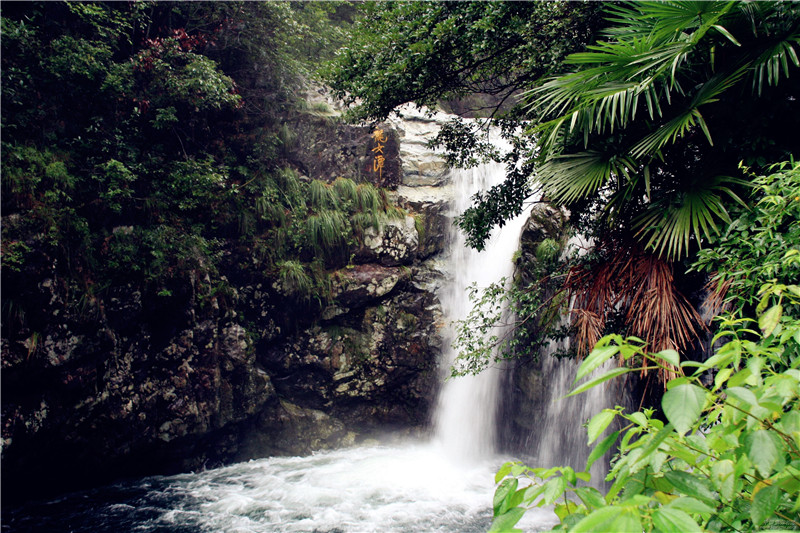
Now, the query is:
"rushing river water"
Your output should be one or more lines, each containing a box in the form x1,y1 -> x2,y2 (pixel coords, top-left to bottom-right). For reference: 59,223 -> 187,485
5,161 -> 578,532
5,443 -> 558,532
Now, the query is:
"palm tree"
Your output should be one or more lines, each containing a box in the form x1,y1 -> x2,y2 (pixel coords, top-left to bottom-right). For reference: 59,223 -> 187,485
529,1 -> 799,260
524,1 -> 799,375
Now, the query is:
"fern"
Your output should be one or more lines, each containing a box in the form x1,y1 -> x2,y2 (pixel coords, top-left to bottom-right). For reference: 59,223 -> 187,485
309,179 -> 339,209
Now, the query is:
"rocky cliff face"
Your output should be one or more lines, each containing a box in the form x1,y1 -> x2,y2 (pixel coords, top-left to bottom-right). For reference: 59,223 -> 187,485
1,102 -> 457,499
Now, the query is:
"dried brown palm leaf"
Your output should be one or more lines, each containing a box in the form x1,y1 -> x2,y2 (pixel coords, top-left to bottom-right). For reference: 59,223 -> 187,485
565,243 -> 705,385
700,274 -> 732,321
572,307 -> 603,357
625,256 -> 704,354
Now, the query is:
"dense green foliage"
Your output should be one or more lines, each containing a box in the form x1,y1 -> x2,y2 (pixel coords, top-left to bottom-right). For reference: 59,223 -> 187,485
332,0 -> 800,377
527,1 -> 800,261
326,1 -> 604,122
326,1 -> 605,252
1,2 -> 400,331
491,161 -> 800,532
329,1 -> 799,258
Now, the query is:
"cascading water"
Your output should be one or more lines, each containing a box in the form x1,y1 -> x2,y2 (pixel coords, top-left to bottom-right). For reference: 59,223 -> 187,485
514,346 -> 620,484
433,162 -> 535,461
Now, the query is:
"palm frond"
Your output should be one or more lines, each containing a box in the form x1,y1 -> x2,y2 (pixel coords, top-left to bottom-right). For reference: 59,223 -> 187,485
752,34 -> 800,96
604,2 -> 732,40
538,151 -> 636,204
630,64 -> 749,159
634,175 -> 745,260
630,107 -> 707,159
572,308 -> 604,358
606,1 -> 738,45
625,254 -> 704,357
566,244 -> 705,381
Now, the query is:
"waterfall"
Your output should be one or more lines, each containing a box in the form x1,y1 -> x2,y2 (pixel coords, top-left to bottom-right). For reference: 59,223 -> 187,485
7,123 -> 603,533
433,161 -> 534,462
430,157 -> 619,483
516,347 -> 619,484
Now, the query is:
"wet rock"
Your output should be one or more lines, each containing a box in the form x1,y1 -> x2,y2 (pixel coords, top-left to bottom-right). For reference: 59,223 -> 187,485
387,105 -> 451,187
1,98 -> 458,500
396,185 -> 452,259
357,215 -> 419,266
325,264 -> 410,318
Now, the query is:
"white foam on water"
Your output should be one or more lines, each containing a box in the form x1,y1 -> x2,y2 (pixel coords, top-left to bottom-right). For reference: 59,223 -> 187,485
140,443 -> 556,532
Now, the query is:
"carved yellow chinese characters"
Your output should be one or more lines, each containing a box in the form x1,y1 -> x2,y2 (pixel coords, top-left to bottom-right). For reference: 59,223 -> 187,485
371,128 -> 387,179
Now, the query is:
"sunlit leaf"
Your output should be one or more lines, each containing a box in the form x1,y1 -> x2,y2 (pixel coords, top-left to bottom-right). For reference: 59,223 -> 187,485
745,430 -> 781,478
571,506 -> 642,533
575,345 -> 620,382
758,304 -> 782,337
652,507 -> 703,533
587,410 -> 616,444
662,384 -> 705,435
751,484 -> 781,526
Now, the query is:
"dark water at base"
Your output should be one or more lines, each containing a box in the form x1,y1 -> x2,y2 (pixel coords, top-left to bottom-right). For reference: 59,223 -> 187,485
4,443 -> 558,533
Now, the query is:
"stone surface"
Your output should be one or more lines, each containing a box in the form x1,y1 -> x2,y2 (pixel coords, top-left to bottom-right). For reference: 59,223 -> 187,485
356,215 -> 420,266
396,185 -> 453,259
387,105 -> 452,188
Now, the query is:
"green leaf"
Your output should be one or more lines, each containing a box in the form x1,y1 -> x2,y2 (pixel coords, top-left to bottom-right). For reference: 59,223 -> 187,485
587,410 -> 616,444
751,485 -> 781,526
654,349 -> 680,367
628,412 -> 648,427
663,471 -> 716,504
574,486 -> 606,509
759,304 -> 782,337
488,506 -> 525,533
666,496 -> 715,515
746,430 -> 781,478
725,386 -> 758,406
541,476 -> 567,506
587,430 -> 620,469
571,506 -> 642,533
662,384 -> 705,435
711,459 -> 735,501
712,24 -> 741,46
630,423 -> 674,472
495,462 -> 513,484
652,507 -> 703,533
493,478 -> 519,515
575,345 -> 620,383
568,367 -> 632,397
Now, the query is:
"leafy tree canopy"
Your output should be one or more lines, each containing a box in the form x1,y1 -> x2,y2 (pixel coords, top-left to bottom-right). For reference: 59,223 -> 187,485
330,1 -> 800,259
326,1 -> 605,122
0,1 -> 390,335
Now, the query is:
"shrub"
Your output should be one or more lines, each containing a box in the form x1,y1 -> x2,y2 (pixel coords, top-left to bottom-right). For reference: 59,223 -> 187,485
491,161 -> 800,532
